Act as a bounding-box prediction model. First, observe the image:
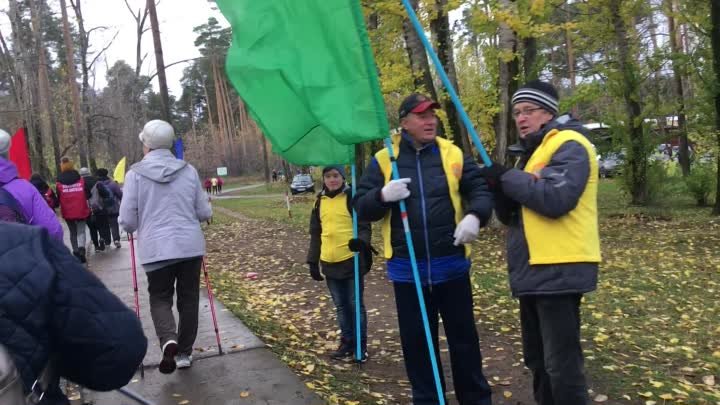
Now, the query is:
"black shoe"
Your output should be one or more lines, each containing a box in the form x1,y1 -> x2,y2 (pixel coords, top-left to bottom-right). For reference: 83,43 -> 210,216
78,247 -> 87,263
330,339 -> 353,360
114,240 -> 121,248
159,340 -> 178,374
98,240 -> 105,251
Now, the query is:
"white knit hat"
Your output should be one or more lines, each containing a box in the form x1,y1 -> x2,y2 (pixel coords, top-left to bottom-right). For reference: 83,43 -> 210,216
0,129 -> 11,155
138,120 -> 175,150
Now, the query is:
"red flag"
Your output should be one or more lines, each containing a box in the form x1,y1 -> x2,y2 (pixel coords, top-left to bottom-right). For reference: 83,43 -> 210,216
9,128 -> 32,180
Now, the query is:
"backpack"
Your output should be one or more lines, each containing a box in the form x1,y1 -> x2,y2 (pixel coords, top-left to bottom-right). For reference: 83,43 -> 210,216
43,188 -> 58,209
0,185 -> 28,224
89,182 -> 115,213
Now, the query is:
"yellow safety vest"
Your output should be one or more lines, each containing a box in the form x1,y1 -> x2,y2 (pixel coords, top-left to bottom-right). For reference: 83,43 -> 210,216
522,129 -> 602,265
375,134 -> 469,259
319,192 -> 355,263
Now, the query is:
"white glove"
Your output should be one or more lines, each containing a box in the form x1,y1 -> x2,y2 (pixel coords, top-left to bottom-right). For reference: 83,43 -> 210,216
453,214 -> 481,246
381,178 -> 411,202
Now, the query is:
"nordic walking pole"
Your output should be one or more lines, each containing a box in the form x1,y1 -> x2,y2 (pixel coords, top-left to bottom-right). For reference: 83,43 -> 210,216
351,164 -> 362,362
383,138 -> 445,404
400,0 -> 492,167
202,258 -> 223,355
127,233 -> 145,379
118,387 -> 157,405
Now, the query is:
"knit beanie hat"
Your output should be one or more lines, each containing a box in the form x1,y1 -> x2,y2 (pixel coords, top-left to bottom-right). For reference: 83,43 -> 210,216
322,165 -> 346,179
511,80 -> 559,115
79,167 -> 90,176
139,119 -> 175,150
0,129 -> 10,156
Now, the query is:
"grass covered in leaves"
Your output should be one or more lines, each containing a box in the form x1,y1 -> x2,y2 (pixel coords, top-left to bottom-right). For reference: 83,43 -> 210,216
210,179 -> 720,404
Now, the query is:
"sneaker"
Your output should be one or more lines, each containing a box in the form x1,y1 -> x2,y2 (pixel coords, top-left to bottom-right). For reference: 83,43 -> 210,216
97,240 -> 105,251
330,338 -> 353,360
159,340 -> 178,374
114,240 -> 121,248
176,353 -> 192,369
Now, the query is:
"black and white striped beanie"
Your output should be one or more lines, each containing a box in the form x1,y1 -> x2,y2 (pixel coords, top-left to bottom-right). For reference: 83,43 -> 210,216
511,80 -> 559,115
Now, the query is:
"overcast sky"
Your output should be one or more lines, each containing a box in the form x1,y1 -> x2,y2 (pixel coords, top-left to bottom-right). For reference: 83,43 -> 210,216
1,0 -> 228,96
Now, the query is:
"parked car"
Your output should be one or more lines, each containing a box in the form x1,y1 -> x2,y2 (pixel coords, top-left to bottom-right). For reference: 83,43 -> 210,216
599,152 -> 624,178
290,174 -> 315,194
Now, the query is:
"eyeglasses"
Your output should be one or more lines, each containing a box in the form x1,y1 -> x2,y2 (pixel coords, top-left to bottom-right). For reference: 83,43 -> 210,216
512,107 -> 544,118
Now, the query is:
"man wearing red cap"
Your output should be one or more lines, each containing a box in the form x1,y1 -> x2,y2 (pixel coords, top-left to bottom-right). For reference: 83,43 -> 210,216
354,93 -> 493,405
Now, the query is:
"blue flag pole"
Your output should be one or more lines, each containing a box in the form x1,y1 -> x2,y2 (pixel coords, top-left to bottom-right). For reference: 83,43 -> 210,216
400,0 -> 492,167
383,137 -> 446,404
351,164 -> 362,362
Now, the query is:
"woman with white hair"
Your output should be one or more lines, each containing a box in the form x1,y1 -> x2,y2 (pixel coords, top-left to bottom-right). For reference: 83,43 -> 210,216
119,120 -> 212,374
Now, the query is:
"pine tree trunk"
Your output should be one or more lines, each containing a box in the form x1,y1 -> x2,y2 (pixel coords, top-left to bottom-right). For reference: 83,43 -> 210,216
9,0 -> 49,177
402,0 -> 438,100
71,0 -> 97,172
29,0 -> 65,171
59,0 -> 90,171
430,0 -> 472,155
493,0 -> 519,165
611,0 -> 647,205
711,0 -> 720,215
146,0 -> 171,123
666,0 -> 690,176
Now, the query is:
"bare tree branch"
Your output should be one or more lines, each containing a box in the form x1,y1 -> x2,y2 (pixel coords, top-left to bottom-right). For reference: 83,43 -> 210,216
88,30 -> 119,70
146,57 -> 200,82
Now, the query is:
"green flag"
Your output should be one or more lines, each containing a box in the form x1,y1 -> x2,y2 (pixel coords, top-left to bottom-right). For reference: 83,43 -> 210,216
216,0 -> 389,165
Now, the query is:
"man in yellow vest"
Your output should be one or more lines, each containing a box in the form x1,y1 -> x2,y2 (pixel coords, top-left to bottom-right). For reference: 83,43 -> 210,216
354,93 -> 493,405
479,80 -> 600,405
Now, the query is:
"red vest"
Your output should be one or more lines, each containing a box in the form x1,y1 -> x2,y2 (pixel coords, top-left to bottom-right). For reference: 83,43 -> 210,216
56,178 -> 90,220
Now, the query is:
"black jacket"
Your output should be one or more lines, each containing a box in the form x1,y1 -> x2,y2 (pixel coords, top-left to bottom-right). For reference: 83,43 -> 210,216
496,114 -> 599,296
56,170 -> 81,187
354,134 -> 492,261
0,223 -> 148,404
307,187 -> 373,279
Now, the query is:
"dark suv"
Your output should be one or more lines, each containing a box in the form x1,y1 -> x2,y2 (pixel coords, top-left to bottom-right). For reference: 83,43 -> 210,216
290,174 -> 315,194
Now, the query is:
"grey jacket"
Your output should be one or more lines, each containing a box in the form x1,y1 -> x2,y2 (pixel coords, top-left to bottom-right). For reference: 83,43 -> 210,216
119,150 -> 212,267
496,115 -> 598,297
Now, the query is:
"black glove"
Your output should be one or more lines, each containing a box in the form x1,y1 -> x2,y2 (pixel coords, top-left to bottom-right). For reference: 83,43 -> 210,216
308,263 -> 324,281
348,238 -> 368,253
478,162 -> 510,191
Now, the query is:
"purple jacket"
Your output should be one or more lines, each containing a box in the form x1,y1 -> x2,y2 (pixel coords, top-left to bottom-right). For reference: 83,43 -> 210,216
0,158 -> 63,240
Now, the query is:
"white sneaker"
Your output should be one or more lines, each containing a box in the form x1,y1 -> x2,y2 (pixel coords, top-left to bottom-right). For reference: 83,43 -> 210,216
176,353 -> 192,369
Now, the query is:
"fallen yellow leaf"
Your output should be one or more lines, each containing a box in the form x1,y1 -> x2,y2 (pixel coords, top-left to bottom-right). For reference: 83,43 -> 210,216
503,391 -> 512,398
638,391 -> 653,398
594,394 -> 608,402
240,391 -> 250,398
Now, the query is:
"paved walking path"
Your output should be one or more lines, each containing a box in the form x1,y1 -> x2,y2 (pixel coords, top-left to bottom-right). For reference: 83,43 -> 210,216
66,227 -> 323,405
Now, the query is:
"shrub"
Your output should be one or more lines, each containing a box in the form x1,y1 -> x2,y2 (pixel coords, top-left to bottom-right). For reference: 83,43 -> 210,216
685,162 -> 717,206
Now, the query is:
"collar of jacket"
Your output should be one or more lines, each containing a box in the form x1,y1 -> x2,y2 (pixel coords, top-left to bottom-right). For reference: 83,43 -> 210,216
400,131 -> 436,154
520,114 -> 587,156
321,184 -> 347,199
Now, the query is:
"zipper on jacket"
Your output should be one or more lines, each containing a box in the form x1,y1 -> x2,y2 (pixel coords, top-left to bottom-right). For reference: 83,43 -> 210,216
415,148 -> 433,290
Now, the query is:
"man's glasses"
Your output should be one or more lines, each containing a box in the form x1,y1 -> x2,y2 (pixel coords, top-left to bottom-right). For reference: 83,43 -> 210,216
512,107 -> 544,118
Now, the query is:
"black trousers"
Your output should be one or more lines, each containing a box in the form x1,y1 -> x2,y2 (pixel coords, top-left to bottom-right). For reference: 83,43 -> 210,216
87,214 -> 111,247
146,258 -> 202,355
394,274 -> 492,405
520,294 -> 589,405
108,214 -> 121,242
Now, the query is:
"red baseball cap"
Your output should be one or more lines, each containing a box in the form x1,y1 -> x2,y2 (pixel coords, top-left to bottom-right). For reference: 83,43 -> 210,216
399,93 -> 441,119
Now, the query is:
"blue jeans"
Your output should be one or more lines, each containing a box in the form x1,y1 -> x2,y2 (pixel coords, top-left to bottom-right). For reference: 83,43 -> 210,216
326,277 -> 367,342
